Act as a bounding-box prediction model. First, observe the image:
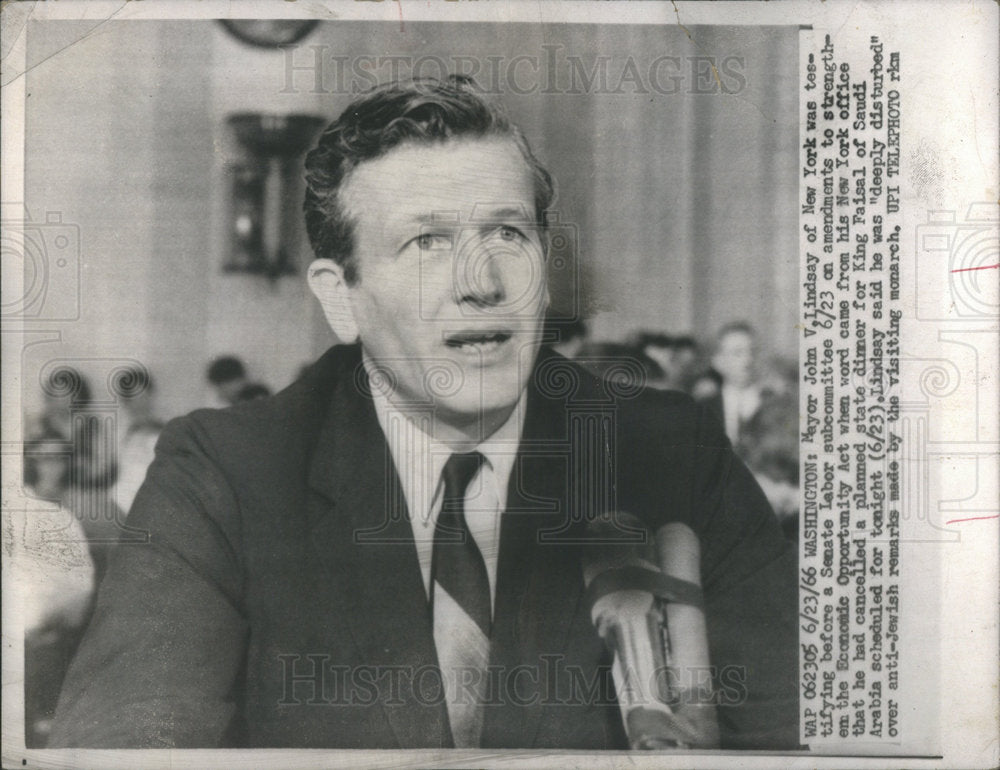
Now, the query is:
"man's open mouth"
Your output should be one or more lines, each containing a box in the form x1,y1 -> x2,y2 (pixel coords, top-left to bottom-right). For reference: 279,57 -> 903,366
444,330 -> 513,351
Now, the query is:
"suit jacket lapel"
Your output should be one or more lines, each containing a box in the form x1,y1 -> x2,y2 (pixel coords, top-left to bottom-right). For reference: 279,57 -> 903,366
305,350 -> 451,748
483,352 -> 602,748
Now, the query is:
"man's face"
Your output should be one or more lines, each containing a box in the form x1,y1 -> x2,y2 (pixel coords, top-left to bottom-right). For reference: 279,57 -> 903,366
643,345 -> 673,375
217,378 -> 247,406
713,330 -> 756,388
336,136 -> 548,431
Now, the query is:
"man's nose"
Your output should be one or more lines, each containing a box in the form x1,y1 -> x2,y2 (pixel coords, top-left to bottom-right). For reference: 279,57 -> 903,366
454,242 -> 507,307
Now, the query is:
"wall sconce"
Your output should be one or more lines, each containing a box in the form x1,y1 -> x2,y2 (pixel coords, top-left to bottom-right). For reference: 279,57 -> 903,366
225,113 -> 325,279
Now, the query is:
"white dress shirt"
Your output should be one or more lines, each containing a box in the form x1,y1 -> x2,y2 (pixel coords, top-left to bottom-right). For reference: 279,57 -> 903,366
365,359 -> 524,610
721,382 -> 761,444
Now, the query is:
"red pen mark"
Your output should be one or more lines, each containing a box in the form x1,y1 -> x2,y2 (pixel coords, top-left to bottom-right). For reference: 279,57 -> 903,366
945,514 -> 999,525
951,262 -> 999,273
396,0 -> 404,32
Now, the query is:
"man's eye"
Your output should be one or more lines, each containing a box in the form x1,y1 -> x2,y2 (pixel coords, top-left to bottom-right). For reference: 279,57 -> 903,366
496,225 -> 527,241
414,233 -> 453,251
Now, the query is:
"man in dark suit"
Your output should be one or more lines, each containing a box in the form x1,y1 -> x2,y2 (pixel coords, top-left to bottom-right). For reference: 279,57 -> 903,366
697,322 -> 764,450
50,76 -> 797,750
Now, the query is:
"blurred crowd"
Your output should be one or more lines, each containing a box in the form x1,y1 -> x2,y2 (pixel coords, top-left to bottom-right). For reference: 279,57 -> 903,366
19,327 -> 797,745
548,317 -> 799,538
19,354 -> 272,746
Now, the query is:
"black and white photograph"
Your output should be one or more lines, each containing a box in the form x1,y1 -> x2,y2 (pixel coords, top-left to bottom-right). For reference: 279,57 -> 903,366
1,2 -> 996,768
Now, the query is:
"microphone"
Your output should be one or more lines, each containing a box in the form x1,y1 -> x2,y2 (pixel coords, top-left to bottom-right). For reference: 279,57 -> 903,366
580,512 -> 719,749
654,520 -> 720,748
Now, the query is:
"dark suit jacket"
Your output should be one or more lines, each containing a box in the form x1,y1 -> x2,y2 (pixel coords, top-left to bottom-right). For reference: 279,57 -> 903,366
699,389 -> 762,451
50,344 -> 797,750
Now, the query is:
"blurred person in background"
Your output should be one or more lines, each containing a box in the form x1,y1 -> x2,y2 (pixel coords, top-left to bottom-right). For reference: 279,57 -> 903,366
20,432 -> 97,747
633,331 -> 702,392
27,367 -> 124,582
206,355 -> 249,407
235,382 -> 272,402
28,368 -> 114,488
22,428 -> 71,505
26,368 -> 92,443
112,367 -> 165,515
115,366 -> 163,438
236,382 -> 271,404
738,358 -> 799,539
697,322 -> 763,447
668,336 -> 700,392
632,331 -> 673,390
689,366 -> 723,401
631,330 -> 797,537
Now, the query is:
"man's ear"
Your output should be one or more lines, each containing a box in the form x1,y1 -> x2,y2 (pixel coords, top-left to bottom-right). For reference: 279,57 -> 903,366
307,258 -> 359,343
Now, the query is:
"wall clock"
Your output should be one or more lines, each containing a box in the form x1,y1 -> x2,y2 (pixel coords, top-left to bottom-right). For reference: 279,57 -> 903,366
218,20 -> 320,49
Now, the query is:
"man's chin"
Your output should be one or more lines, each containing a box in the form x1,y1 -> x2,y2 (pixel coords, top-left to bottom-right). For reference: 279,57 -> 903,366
428,383 -> 525,438
435,387 -> 521,417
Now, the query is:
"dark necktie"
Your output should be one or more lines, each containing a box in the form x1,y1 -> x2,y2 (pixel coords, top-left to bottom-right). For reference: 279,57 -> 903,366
431,451 -> 491,746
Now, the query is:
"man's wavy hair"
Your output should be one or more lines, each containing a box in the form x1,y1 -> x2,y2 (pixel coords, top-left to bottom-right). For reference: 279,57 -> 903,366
303,75 -> 555,285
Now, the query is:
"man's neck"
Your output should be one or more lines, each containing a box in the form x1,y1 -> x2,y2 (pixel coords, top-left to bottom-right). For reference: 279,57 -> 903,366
433,404 -> 521,450
361,354 -> 524,451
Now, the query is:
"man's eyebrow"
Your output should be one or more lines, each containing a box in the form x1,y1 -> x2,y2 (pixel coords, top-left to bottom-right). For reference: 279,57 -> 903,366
409,207 -> 534,227
483,206 -> 534,221
411,212 -> 461,227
